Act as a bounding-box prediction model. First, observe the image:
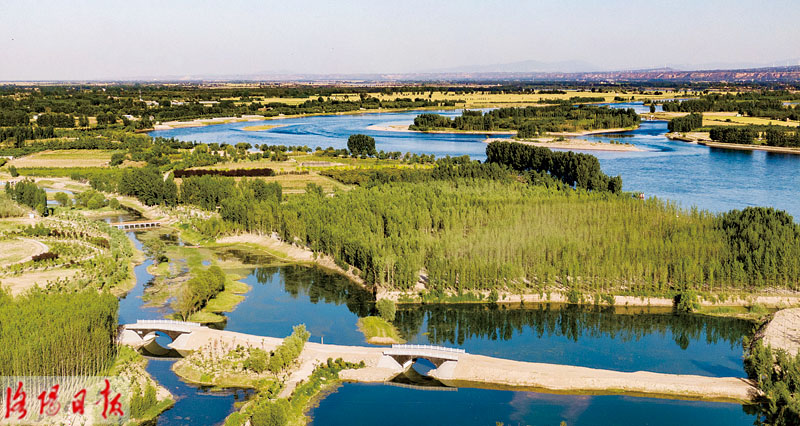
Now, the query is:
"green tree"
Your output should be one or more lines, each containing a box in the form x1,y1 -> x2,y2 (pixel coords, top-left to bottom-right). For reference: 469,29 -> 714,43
376,299 -> 396,322
347,134 -> 377,156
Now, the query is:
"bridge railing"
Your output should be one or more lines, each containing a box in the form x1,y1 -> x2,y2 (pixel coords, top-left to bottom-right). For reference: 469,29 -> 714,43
134,319 -> 201,327
390,344 -> 466,354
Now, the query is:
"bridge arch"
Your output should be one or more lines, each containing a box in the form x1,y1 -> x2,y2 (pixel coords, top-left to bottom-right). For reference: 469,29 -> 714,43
380,344 -> 466,371
119,320 -> 202,356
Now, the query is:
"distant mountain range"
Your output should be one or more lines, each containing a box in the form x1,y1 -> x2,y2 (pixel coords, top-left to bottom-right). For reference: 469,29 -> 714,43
10,61 -> 800,84
195,65 -> 800,83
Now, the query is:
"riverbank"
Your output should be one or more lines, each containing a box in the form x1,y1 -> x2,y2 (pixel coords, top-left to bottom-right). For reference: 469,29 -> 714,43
700,141 -> 800,155
486,137 -> 645,152
667,132 -> 800,155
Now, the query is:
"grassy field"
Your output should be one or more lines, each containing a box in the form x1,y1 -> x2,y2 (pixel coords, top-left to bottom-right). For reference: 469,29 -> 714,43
0,238 -> 45,266
357,316 -> 405,345
9,149 -> 116,168
653,111 -> 800,128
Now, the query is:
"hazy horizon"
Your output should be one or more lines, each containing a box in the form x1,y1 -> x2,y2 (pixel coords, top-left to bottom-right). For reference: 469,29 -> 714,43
2,0 -> 799,80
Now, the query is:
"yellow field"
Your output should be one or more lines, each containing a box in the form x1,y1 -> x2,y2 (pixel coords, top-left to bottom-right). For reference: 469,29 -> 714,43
224,90 -> 691,109
9,149 -> 115,168
701,112 -> 800,128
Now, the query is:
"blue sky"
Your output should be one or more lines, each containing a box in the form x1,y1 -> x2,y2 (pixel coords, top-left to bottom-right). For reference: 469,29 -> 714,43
1,0 -> 798,80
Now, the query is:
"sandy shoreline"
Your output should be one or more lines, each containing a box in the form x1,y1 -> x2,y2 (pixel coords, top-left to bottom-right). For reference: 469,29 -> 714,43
486,137 -> 645,152
241,123 -> 287,132
433,354 -> 755,403
667,132 -> 800,155
367,124 -> 516,135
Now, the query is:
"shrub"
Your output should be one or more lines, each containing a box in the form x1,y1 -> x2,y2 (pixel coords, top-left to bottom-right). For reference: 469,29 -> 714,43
244,348 -> 270,373
31,252 -> 58,262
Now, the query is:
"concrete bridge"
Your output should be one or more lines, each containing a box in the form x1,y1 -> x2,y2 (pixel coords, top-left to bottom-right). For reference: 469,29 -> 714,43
112,220 -> 161,230
119,320 -> 204,355
380,344 -> 465,370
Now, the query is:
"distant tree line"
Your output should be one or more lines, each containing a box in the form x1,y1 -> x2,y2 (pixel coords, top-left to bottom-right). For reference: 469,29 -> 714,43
662,91 -> 800,121
173,167 -> 276,178
667,113 -> 703,132
709,125 -> 800,147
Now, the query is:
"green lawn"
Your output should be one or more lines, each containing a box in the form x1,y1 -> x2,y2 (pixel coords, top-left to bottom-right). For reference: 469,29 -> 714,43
357,316 -> 405,345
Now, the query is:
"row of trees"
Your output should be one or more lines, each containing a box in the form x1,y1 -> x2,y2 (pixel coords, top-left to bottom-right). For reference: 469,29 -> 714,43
174,266 -> 227,320
667,113 -> 703,132
117,167 -> 177,206
266,325 -> 310,373
708,125 -> 800,147
36,112 -> 75,128
411,105 -> 640,134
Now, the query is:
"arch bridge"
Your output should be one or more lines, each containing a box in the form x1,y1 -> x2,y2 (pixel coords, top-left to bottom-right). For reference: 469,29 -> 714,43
380,344 -> 466,370
119,320 -> 202,356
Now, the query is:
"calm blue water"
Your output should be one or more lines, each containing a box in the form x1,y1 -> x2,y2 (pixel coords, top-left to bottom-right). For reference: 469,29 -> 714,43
150,103 -> 800,218
220,265 -> 749,378
308,383 -> 755,426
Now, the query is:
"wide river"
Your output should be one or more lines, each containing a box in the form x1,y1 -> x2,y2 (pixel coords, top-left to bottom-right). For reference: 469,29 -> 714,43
150,102 -> 800,219
134,103 -> 792,424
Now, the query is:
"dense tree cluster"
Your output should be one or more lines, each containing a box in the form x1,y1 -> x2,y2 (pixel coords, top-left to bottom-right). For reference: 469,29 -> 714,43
36,112 -> 75,128
0,289 -> 118,376
667,113 -> 703,132
744,342 -> 800,425
118,167 -> 177,206
180,175 -> 282,221
717,207 -> 800,287
411,105 -> 640,134
709,126 -> 758,145
5,178 -> 47,214
486,141 -> 622,192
